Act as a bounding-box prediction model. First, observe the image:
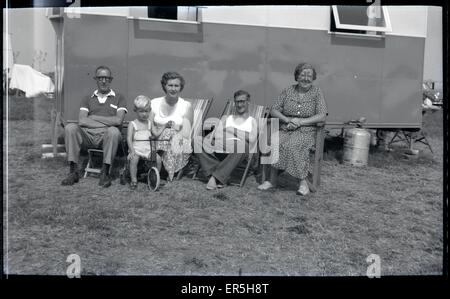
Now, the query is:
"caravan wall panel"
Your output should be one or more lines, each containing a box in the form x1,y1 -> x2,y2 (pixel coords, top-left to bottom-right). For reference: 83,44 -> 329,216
63,14 -> 128,119
63,15 -> 424,128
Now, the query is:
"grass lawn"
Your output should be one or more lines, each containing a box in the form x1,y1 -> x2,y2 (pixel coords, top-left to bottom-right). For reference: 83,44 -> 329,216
3,95 -> 443,276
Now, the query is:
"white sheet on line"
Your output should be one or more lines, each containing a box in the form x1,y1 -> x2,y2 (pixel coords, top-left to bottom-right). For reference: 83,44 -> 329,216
9,64 -> 55,98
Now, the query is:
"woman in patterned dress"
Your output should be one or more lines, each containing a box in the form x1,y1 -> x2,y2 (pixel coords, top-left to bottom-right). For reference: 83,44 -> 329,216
150,72 -> 194,181
258,63 -> 327,195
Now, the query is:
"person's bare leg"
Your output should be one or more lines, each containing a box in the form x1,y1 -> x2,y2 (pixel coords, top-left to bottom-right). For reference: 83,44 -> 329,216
129,155 -> 140,183
155,152 -> 163,172
269,166 -> 278,187
155,153 -> 162,172
258,166 -> 276,190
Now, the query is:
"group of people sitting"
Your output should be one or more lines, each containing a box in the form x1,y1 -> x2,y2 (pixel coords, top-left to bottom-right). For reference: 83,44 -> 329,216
61,62 -> 327,196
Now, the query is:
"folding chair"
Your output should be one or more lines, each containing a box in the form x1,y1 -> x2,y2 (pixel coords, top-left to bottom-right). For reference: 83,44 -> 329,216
84,123 -> 128,178
193,99 -> 268,187
414,130 -> 433,153
387,128 -> 433,154
175,98 -> 213,179
387,110 -> 433,154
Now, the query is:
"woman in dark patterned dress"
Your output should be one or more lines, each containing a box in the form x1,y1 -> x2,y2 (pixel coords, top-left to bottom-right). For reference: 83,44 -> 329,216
258,63 -> 327,195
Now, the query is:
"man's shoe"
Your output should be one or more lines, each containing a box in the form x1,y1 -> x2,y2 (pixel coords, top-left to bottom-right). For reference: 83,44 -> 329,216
102,175 -> 112,188
99,173 -> 105,186
99,172 -> 112,187
61,172 -> 79,186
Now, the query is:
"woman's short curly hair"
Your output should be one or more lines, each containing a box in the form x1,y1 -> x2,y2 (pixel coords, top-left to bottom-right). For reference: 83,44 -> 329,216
294,63 -> 317,81
160,71 -> 185,93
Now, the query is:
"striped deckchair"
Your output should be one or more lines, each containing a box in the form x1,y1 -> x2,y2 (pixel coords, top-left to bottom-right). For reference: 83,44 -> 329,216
225,100 -> 267,187
190,98 -> 213,140
193,99 -> 267,187
176,97 -> 213,179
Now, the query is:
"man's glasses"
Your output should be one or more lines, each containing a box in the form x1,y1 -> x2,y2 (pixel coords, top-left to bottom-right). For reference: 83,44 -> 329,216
234,100 -> 248,104
94,76 -> 113,82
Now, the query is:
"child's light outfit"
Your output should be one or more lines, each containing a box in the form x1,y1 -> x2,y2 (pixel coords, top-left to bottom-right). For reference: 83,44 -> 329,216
131,120 -> 152,159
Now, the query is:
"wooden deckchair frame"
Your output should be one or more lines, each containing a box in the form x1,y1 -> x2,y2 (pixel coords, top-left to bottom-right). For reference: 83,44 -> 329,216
311,122 -> 326,191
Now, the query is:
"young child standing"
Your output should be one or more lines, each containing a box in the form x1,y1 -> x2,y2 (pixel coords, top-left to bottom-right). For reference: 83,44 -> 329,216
127,95 -> 164,190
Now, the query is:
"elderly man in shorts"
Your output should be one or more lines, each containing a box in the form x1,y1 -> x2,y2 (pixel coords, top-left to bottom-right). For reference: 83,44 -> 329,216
61,66 -> 128,187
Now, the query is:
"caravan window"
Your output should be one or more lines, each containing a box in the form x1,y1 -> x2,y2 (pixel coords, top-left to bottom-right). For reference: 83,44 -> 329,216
147,6 -> 199,22
330,5 -> 392,36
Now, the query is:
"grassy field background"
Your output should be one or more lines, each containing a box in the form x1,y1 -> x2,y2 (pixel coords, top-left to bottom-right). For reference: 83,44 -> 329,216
3,95 -> 443,276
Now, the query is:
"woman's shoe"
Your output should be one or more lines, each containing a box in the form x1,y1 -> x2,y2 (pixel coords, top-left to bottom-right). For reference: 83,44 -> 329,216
258,181 -> 274,191
130,181 -> 138,190
206,176 -> 217,190
296,181 -> 310,196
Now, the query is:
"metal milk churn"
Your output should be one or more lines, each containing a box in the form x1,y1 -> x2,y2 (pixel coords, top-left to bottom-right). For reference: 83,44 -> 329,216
343,128 -> 371,166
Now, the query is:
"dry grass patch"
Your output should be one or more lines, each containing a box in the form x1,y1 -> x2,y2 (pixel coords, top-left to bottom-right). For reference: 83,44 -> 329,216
4,96 -> 443,276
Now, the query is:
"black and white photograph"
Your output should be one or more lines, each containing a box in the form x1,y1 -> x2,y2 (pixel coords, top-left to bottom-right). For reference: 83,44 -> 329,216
2,0 -> 446,284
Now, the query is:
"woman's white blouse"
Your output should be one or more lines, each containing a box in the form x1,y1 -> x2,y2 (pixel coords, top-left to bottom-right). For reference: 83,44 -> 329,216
151,96 -> 190,126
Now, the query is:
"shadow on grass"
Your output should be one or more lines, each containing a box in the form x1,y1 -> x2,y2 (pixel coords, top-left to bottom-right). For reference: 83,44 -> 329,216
286,224 -> 310,235
184,256 -> 208,269
213,192 -> 229,201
